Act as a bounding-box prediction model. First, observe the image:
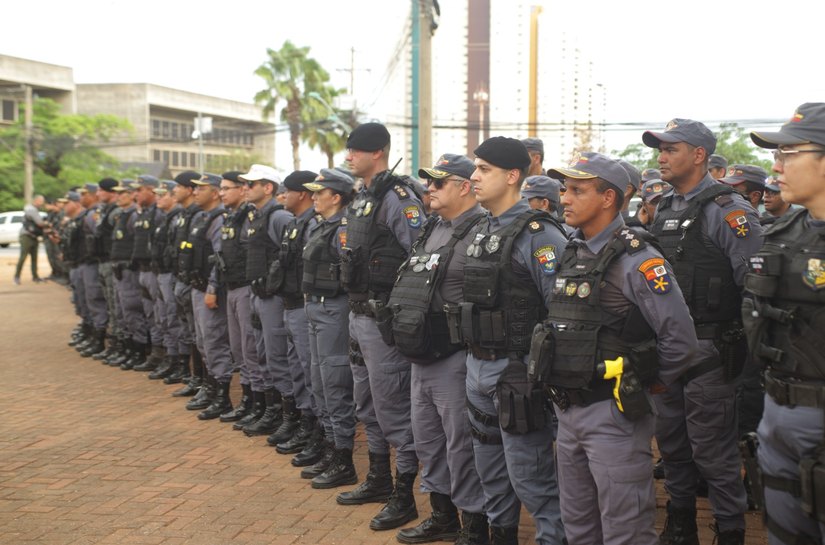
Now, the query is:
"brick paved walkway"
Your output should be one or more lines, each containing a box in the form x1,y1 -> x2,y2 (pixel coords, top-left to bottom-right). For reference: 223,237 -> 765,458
0,257 -> 766,545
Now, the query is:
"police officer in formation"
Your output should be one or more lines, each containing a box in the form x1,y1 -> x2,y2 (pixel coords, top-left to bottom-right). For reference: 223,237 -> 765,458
91,178 -> 122,363
760,175 -> 795,225
73,184 -> 109,357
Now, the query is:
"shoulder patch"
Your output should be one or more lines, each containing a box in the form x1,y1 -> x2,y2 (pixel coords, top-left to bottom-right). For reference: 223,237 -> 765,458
403,205 -> 422,228
528,220 -> 544,233
532,245 -> 558,275
638,257 -> 672,294
338,229 -> 347,248
393,185 -> 410,200
724,209 -> 750,238
714,193 -> 734,207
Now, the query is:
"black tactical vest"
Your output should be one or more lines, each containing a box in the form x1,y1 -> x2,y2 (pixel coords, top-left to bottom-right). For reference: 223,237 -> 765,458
273,211 -> 316,297
543,228 -> 657,390
743,209 -> 825,381
131,204 -> 158,263
173,204 -> 201,276
109,207 -> 136,262
342,175 -> 417,303
388,212 -> 484,363
302,216 -> 346,297
218,203 -> 252,288
246,202 -> 284,283
94,202 -> 118,259
61,212 -> 86,266
462,209 -> 563,358
151,207 -> 182,274
184,208 -> 224,291
650,184 -> 741,334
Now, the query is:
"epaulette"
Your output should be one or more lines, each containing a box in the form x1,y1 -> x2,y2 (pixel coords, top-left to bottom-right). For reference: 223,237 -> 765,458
314,213 -> 323,222
340,216 -> 347,225
713,193 -> 734,207
616,227 -> 647,255
527,220 -> 544,233
393,185 -> 411,200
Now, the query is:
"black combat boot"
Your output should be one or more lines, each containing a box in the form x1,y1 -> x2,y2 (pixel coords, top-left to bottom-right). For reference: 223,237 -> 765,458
455,511 -> 490,545
369,471 -> 418,531
301,440 -> 335,478
69,323 -> 92,347
149,354 -> 176,380
312,447 -> 358,489
710,523 -> 744,545
234,390 -> 266,430
396,492 -> 459,543
276,413 -> 316,454
490,526 -> 518,545
198,380 -> 233,420
79,329 -> 106,358
121,340 -> 147,370
106,337 -> 131,367
134,345 -> 164,371
93,333 -> 116,361
266,395 -> 300,445
186,375 -> 215,410
243,389 -> 283,436
164,353 -> 191,385
220,383 -> 252,422
172,375 -> 201,397
659,501 -> 699,545
291,422 -> 326,466
336,451 -> 393,504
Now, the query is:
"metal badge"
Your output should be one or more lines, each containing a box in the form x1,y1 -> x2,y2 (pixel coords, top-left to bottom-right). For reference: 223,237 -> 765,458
564,281 -> 578,297
577,282 -> 591,298
289,228 -> 298,239
485,235 -> 500,253
473,245 -> 483,258
363,202 -> 373,216
466,233 -> 486,258
418,254 -> 430,263
466,245 -> 475,257
413,263 -> 426,273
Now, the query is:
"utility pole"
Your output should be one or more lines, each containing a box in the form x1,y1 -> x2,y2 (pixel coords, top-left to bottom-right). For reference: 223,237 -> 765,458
528,6 -> 541,137
23,84 -> 33,204
418,0 -> 434,171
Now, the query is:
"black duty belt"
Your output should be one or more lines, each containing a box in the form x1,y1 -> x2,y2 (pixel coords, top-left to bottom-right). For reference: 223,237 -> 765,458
549,381 -> 613,409
305,295 -> 327,304
348,299 -> 373,317
680,358 -> 723,384
225,280 -> 249,291
469,345 -> 507,362
765,372 -> 825,408
281,294 -> 303,310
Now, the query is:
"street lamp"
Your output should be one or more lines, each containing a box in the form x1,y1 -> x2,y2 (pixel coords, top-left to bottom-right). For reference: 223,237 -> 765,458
473,84 -> 489,142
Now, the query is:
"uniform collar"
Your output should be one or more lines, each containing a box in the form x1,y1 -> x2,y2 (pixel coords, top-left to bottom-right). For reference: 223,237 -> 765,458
489,199 -> 529,229
440,204 -> 484,228
678,173 -> 717,202
571,214 -> 626,255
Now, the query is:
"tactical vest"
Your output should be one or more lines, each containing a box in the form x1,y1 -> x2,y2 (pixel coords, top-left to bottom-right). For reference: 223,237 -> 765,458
462,209 -> 563,358
173,204 -> 201,276
61,212 -> 86,266
743,209 -> 825,381
131,204 -> 158,263
151,207 -> 182,274
246,202 -> 284,283
388,212 -> 484,363
342,175 -> 417,302
540,228 -> 657,390
218,203 -> 252,288
650,184 -> 741,335
82,205 -> 101,260
272,211 -> 316,297
109,207 -> 136,261
94,202 -> 118,259
22,210 -> 43,237
302,216 -> 346,297
182,208 -> 224,291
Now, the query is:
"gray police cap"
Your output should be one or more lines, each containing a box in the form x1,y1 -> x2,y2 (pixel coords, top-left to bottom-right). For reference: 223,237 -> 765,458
303,168 -> 355,194
708,154 -> 728,169
521,175 -> 561,203
547,152 -> 631,195
642,118 -> 717,155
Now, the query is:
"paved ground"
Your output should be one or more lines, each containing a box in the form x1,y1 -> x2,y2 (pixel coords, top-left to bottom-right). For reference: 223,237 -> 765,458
0,255 -> 767,545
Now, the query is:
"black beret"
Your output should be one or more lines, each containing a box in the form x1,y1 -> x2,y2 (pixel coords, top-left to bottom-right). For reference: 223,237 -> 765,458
174,170 -> 201,188
473,136 -> 531,170
283,170 -> 319,191
221,171 -> 244,184
346,122 -> 391,152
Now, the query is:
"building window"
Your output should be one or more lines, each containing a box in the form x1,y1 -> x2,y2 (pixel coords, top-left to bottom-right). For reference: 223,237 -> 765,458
162,121 -> 170,138
151,119 -> 160,138
172,151 -> 179,166
162,150 -> 170,164
190,153 -> 196,168
181,152 -> 187,167
171,123 -> 179,140
153,150 -> 161,162
2,100 -> 17,122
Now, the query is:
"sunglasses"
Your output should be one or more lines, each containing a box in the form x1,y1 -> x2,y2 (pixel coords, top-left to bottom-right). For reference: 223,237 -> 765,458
427,176 -> 465,190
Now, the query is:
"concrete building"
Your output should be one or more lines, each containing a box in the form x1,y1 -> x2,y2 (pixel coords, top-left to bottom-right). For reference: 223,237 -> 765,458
0,55 -> 75,124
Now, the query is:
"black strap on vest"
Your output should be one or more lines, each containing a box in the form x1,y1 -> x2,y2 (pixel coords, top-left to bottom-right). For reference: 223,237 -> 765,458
466,399 -> 497,427
764,512 -> 818,545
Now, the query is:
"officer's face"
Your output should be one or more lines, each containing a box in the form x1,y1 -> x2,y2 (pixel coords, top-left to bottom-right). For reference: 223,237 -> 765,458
219,181 -> 244,209
246,180 -> 273,205
173,184 -> 192,203
772,144 -> 825,208
283,189 -> 308,214
135,186 -> 155,207
657,142 -> 704,184
762,189 -> 785,213
311,188 -> 341,218
560,178 -> 607,228
116,191 -> 133,207
193,185 -> 217,207
345,148 -> 377,178
471,159 -> 516,207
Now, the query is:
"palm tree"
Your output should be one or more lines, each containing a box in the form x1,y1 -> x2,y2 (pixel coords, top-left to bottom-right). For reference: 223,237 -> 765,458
254,41 -> 330,170
302,85 -> 349,168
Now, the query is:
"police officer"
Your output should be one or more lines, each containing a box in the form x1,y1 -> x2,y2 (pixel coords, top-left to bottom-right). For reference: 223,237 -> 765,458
464,136 -> 566,545
390,154 -> 488,545
709,154 -> 729,180
644,119 -> 763,544
270,170 -> 320,454
636,178 -> 671,228
60,192 -> 89,336
521,137 -> 545,176
93,178 -> 124,363
129,175 -> 167,372
540,152 -> 697,545
237,164 -> 294,438
214,171 -> 260,423
337,122 -> 424,531
746,103 -> 825,544
76,184 -> 109,357
720,164 -> 767,212
521,175 -> 569,232
300,169 -> 358,487
618,159 -> 642,223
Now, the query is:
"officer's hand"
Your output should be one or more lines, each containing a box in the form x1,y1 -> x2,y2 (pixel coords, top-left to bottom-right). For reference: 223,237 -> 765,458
205,292 -> 218,309
648,381 -> 667,395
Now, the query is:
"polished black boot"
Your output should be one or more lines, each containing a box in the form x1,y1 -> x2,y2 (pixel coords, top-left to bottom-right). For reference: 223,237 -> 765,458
134,345 -> 164,371
69,323 -> 92,347
172,375 -> 201,397
397,492 -> 459,544
710,523 -> 744,545
490,526 -> 518,545
148,354 -> 176,380
186,375 -> 215,410
311,446 -> 358,489
106,337 -> 131,366
301,440 -> 335,478
164,354 -> 191,384
93,334 -> 116,361
233,390 -> 265,430
266,395 -> 300,445
220,383 -> 252,422
291,423 -> 326,466
121,340 -> 147,370
455,511 -> 490,545
336,451 -> 393,504
80,329 -> 106,358
276,413 -> 316,454
198,380 -> 233,420
369,471 -> 418,531
243,389 -> 283,436
658,501 -> 699,545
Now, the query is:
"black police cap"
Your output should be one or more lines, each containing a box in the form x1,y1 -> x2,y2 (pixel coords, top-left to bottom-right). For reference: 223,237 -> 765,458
474,136 -> 531,171
221,171 -> 244,184
283,170 -> 319,191
346,122 -> 391,152
174,170 -> 201,188
98,177 -> 120,192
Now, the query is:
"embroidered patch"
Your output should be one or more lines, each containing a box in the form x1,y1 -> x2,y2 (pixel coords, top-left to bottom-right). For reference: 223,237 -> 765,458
803,258 -> 825,290
533,245 -> 557,275
338,229 -> 347,248
404,206 -> 422,228
639,257 -> 672,294
725,209 -> 750,238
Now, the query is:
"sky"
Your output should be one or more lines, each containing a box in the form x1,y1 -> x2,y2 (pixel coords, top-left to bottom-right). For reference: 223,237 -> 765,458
2,0 -> 823,168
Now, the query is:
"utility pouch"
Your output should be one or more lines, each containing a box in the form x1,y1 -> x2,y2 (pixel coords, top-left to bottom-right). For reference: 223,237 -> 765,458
527,321 -> 554,384
799,451 -> 825,523
459,302 -> 477,344
391,308 -> 429,356
340,247 -> 365,293
496,359 -> 546,435
266,260 -> 286,295
628,340 -> 659,385
718,326 -> 748,382
250,278 -> 271,299
371,300 -> 395,347
444,304 -> 462,345
615,366 -> 652,421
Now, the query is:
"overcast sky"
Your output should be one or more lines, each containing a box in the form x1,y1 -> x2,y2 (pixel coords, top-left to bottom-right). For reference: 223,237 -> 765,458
2,0 -> 822,167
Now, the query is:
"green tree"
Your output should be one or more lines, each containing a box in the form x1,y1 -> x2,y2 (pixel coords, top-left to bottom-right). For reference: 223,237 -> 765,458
302,85 -> 349,168
0,98 -> 132,211
206,149 -> 265,173
254,41 -> 332,171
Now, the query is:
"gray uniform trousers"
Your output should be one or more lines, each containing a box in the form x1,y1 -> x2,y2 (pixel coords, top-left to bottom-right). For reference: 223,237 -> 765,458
758,394 -> 825,544
284,306 -> 316,415
306,296 -> 355,449
350,349 -> 389,455
138,270 -> 162,346
98,262 -> 120,338
227,286 -> 260,387
654,364 -> 747,531
157,273 -> 182,356
70,267 -> 88,321
466,355 -> 565,545
412,350 -> 484,513
349,313 -> 417,474
191,287 -> 233,382
556,399 -> 657,545
251,294 -> 291,394
173,280 -> 195,346
80,263 -> 107,330
116,268 -> 148,344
